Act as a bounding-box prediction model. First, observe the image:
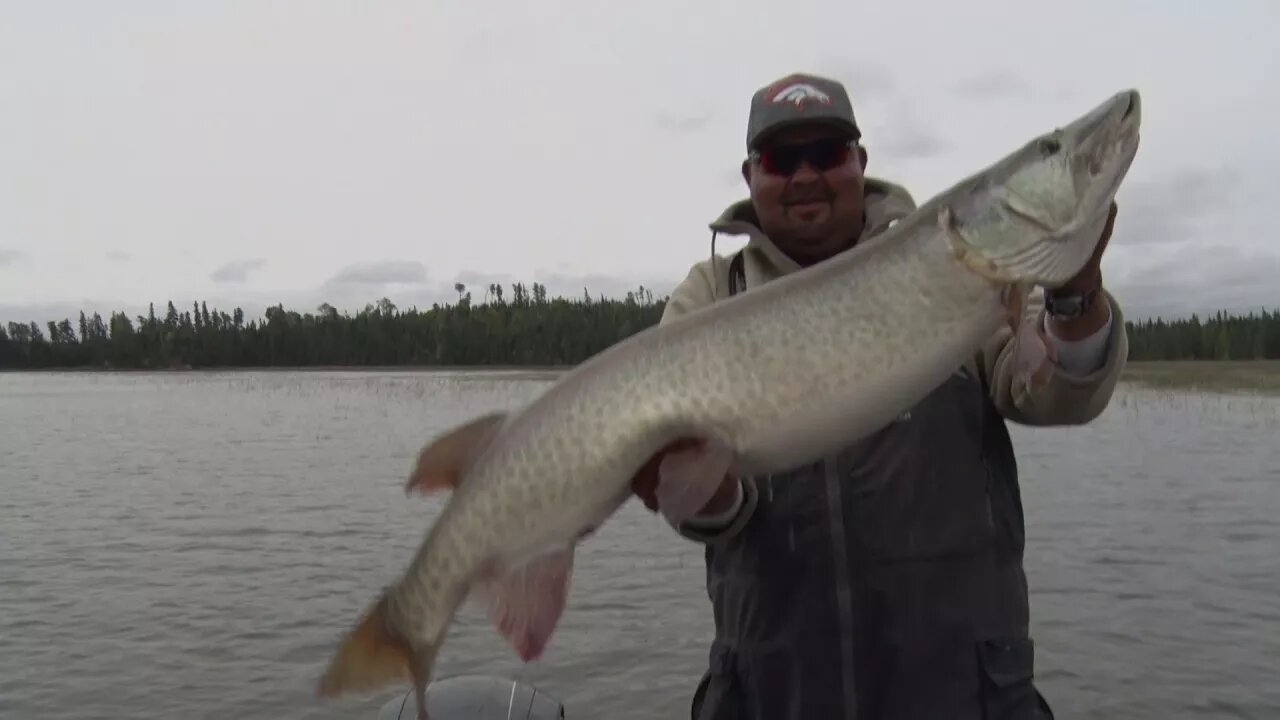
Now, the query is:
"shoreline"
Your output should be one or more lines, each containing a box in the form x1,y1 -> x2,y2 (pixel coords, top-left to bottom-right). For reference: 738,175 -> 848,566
5,360 -> 1279,393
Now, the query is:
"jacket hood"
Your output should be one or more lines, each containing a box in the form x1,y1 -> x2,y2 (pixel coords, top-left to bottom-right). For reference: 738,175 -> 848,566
708,176 -> 917,275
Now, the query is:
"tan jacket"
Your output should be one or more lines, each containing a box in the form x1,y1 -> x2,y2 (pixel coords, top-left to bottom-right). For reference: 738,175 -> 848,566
661,177 -> 1129,542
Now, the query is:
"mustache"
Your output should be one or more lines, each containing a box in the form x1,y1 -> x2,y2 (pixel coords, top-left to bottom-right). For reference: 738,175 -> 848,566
781,181 -> 833,204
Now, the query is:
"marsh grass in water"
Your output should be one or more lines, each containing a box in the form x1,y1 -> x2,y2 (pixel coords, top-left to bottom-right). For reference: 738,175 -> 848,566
1121,360 -> 1280,394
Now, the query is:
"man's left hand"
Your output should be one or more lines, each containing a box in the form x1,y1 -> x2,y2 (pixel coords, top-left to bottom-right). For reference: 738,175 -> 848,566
1060,200 -> 1116,294
1046,200 -> 1117,340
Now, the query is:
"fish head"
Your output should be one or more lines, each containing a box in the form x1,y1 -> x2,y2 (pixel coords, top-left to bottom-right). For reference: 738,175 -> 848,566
944,88 -> 1142,288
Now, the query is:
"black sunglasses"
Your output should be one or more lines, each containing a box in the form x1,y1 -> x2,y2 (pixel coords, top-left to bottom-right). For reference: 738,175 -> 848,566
750,137 -> 857,176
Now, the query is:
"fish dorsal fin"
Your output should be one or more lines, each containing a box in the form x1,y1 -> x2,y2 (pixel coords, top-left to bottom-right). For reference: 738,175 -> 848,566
404,411 -> 507,494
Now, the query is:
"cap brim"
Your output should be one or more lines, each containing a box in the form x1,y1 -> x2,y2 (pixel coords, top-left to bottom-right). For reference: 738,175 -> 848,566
749,117 -> 861,149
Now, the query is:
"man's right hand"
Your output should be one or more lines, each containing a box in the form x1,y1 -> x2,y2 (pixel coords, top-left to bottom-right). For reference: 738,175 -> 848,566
630,438 -> 741,518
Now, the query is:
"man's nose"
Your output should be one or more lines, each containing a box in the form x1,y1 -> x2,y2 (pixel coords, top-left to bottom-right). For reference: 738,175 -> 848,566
790,161 -> 821,182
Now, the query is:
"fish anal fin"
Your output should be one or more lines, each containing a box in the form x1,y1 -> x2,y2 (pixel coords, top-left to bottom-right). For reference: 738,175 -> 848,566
1003,284 -> 1057,393
655,436 -> 737,527
405,411 -> 507,495
479,546 -> 575,663
316,593 -> 416,699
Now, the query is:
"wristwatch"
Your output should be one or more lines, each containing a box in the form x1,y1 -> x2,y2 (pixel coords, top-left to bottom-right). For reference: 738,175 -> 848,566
1043,285 -> 1100,320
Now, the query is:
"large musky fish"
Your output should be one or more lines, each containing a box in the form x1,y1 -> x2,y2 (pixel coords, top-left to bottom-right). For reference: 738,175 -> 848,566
317,88 -> 1142,719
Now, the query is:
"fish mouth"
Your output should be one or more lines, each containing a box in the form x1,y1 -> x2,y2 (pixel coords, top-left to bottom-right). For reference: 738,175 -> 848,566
1120,89 -> 1140,124
1078,89 -> 1141,195
1113,89 -> 1142,147
1070,88 -> 1141,149
1117,90 -> 1142,152
1103,90 -> 1143,188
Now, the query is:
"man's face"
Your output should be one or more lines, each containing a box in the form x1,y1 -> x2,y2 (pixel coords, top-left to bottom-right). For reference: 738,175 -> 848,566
742,124 -> 869,266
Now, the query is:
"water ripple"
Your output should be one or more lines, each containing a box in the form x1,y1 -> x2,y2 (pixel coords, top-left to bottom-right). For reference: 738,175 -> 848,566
1,372 -> 1277,719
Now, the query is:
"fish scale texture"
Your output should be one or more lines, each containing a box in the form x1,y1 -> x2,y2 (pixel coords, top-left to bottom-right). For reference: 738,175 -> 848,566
391,219 -> 1003,648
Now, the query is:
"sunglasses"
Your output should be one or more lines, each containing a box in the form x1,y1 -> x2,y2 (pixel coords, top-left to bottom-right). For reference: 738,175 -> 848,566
751,138 -> 857,176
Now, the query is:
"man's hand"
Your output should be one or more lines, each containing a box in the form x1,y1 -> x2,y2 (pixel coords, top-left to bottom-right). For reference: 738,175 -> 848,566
1047,200 -> 1117,340
631,438 -> 741,517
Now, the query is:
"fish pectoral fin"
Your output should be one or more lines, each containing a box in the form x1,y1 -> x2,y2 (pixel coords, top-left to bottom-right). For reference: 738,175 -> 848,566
480,545 -> 575,663
1002,285 -> 1057,393
405,411 -> 508,494
655,436 -> 737,528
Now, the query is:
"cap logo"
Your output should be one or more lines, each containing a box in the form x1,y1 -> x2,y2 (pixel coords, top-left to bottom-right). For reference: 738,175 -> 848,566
770,82 -> 831,107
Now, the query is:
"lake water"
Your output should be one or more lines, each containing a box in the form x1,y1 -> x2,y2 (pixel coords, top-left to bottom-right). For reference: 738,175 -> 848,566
2,370 -> 1277,720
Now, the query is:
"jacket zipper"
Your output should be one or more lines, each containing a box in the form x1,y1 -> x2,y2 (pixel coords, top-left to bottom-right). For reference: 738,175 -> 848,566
824,455 -> 859,717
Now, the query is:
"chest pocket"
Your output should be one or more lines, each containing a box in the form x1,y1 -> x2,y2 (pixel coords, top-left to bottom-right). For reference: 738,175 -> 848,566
840,368 -> 1000,562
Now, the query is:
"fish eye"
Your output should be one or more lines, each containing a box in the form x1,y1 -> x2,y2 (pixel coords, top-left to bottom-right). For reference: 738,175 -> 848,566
1038,137 -> 1061,156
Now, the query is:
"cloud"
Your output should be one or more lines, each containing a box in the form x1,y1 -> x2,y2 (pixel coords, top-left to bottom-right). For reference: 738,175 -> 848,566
809,57 -> 897,105
0,248 -> 21,266
448,269 -> 676,302
865,101 -> 949,162
105,251 -> 132,262
1,1 -> 1275,329
0,299 -> 141,328
525,270 -> 676,300
1112,167 -> 1241,247
324,260 -> 428,287
451,270 -> 513,290
654,112 -> 714,134
875,125 -> 948,161
1114,243 -> 1280,321
210,258 -> 267,283
2,246 -> 1270,332
952,70 -> 1032,100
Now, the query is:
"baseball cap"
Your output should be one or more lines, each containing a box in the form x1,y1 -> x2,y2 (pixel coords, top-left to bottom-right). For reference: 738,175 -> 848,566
745,72 -> 861,151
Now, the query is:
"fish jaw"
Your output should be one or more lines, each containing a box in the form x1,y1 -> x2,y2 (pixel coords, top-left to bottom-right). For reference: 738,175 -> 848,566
932,89 -> 1141,290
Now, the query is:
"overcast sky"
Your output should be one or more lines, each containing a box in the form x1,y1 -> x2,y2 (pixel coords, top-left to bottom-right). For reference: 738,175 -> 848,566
2,0 -> 1277,328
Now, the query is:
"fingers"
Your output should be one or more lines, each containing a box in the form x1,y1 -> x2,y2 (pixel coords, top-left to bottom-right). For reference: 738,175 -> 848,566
1094,201 -> 1118,260
631,438 -> 706,512
631,455 -> 662,511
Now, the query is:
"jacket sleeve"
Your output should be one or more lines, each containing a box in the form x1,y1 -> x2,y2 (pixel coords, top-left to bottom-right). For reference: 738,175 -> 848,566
978,288 -> 1129,426
655,260 -> 761,545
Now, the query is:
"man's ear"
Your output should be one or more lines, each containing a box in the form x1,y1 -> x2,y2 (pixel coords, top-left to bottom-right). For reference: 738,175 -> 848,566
856,145 -> 868,171
741,158 -> 752,186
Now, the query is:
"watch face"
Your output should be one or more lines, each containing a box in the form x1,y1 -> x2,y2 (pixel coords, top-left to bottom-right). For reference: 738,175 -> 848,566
1046,293 -> 1084,318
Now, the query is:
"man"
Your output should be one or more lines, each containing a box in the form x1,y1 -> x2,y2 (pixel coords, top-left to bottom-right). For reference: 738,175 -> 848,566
630,72 -> 1128,720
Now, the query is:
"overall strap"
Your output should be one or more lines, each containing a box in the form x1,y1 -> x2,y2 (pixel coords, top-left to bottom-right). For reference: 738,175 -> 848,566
727,250 -> 746,297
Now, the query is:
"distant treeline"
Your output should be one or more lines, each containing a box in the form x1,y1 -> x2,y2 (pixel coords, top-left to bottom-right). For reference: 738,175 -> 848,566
1126,310 -> 1280,361
0,282 -> 1277,369
0,283 -> 663,369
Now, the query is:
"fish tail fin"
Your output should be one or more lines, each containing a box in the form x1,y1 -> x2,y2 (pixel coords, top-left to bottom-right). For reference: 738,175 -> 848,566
317,592 -> 429,701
